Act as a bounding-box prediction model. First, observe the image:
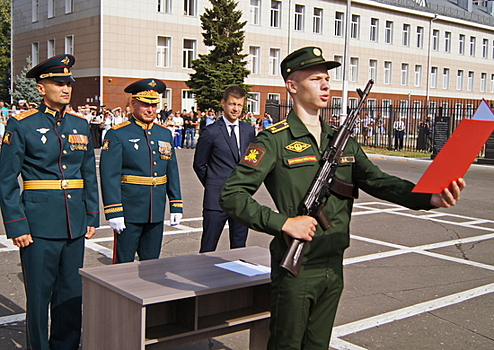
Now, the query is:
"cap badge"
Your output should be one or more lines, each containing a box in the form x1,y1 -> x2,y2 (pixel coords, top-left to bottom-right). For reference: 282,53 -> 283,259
313,48 -> 321,56
61,56 -> 70,65
148,80 -> 157,88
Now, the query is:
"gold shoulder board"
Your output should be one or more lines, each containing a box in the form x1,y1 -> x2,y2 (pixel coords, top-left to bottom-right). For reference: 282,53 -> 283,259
111,121 -> 131,130
13,109 -> 38,121
267,120 -> 289,134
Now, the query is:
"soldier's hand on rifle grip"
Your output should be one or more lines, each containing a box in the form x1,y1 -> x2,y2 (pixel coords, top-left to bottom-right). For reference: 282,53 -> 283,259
282,216 -> 318,241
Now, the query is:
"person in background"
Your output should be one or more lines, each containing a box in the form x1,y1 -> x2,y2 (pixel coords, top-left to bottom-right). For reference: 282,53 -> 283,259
173,110 -> 184,149
263,111 -> 273,130
184,111 -> 198,149
393,116 -> 406,151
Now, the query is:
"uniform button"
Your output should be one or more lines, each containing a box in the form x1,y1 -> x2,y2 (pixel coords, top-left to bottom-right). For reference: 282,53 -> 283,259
153,151 -> 157,154
148,131 -> 152,135
57,122 -> 61,126
153,161 -> 157,165
62,165 -> 67,169
67,194 -> 72,199
63,150 -> 68,154
154,172 -> 158,176
150,141 -> 155,145
61,134 -> 66,138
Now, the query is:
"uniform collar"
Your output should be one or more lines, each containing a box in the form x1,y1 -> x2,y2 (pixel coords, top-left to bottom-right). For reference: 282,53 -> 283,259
133,116 -> 154,130
42,103 -> 61,118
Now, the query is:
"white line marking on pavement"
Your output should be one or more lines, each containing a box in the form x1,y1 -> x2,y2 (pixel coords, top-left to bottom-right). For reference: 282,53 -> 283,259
0,313 -> 26,324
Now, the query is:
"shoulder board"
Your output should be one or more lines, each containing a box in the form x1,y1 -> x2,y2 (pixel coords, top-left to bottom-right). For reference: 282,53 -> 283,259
154,122 -> 168,129
66,111 -> 86,120
111,121 -> 131,130
267,120 -> 290,134
13,109 -> 38,121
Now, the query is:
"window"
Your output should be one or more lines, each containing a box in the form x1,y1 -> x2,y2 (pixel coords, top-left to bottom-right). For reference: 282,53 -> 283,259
184,0 -> 196,16
432,29 -> 439,51
416,26 -> 424,48
443,68 -> 450,89
401,63 -> 409,86
444,32 -> 451,53
31,42 -> 39,66
48,0 -> 54,18
384,61 -> 392,84
157,36 -> 171,68
470,36 -> 476,56
250,0 -> 260,25
459,34 -> 465,55
332,97 -> 342,116
402,24 -> 410,46
32,0 -> 39,22
382,99 -> 391,119
490,74 -> 494,93
481,72 -> 487,92
457,70 -> 464,91
269,48 -> 280,76
385,21 -> 393,44
335,12 -> 344,37
65,0 -> 74,14
369,59 -> 377,81
158,0 -> 172,13
47,39 -> 55,58
482,38 -> 488,58
181,90 -> 195,112
268,93 -> 280,103
333,55 -> 343,80
350,57 -> 359,82
182,39 -> 196,69
370,18 -> 378,42
294,4 -> 304,31
247,92 -> 260,114
65,35 -> 74,55
270,1 -> 281,28
414,65 -> 422,87
351,14 -> 360,39
249,46 -> 260,74
468,71 -> 474,91
454,103 -> 463,119
313,8 -> 323,34
430,66 -> 438,88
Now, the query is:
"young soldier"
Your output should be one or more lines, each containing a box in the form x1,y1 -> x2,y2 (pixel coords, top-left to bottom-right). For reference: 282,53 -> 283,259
0,54 -> 99,350
100,79 -> 183,263
220,47 -> 465,350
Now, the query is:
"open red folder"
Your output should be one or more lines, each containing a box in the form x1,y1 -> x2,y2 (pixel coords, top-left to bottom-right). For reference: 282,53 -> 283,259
412,101 -> 494,193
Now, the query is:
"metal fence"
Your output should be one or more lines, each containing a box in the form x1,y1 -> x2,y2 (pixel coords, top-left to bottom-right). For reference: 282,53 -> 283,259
265,98 -> 494,154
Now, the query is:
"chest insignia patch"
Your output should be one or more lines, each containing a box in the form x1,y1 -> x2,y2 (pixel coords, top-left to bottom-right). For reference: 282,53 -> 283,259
158,141 -> 172,160
2,131 -> 13,145
37,128 -> 50,144
102,139 -> 110,151
68,134 -> 89,151
240,145 -> 266,168
129,138 -> 140,150
285,141 -> 312,153
287,156 -> 317,166
340,156 -> 355,164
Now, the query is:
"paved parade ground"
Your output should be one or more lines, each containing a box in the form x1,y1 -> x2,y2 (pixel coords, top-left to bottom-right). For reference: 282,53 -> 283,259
0,149 -> 493,349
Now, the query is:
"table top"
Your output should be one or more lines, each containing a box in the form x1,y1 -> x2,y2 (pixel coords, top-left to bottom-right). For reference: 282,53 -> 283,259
79,246 -> 271,305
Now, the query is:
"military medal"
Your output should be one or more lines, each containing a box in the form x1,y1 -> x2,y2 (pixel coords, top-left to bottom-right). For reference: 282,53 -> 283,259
68,134 -> 89,151
158,140 -> 172,160
129,138 -> 140,150
36,128 -> 50,144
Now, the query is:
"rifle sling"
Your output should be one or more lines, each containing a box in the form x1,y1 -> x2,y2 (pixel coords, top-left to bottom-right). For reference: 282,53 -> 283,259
330,177 -> 358,199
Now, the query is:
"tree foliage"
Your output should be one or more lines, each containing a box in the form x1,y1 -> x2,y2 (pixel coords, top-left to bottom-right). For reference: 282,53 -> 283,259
186,0 -> 250,112
11,57 -> 42,106
0,0 -> 11,102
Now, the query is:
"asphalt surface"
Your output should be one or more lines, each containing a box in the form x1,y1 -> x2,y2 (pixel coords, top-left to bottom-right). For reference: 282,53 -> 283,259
0,148 -> 493,350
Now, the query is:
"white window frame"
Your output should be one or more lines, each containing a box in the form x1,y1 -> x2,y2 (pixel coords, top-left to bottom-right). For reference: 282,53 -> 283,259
335,12 -> 344,37
416,26 -> 423,48
157,36 -> 172,68
414,65 -> 422,87
184,0 -> 196,16
430,66 -> 438,89
444,31 -> 451,53
182,39 -> 196,69
369,59 -> 377,82
181,90 -> 196,112
247,92 -> 260,115
294,4 -> 304,31
350,14 -> 360,39
268,93 -> 280,103
442,68 -> 450,89
350,57 -> 359,82
432,29 -> 439,51
32,0 -> 39,22
313,7 -> 323,34
385,21 -> 393,44
481,72 -> 487,92
457,70 -> 464,91
459,34 -> 465,55
468,71 -> 474,91
47,39 -> 56,58
158,0 -> 172,13
270,0 -> 281,28
370,18 -> 378,42
333,55 -> 343,81
401,63 -> 409,86
402,24 -> 410,46
31,42 -> 39,66
490,74 -> 494,93
384,61 -> 392,84
482,38 -> 488,58
249,46 -> 260,74
250,0 -> 260,25
65,35 -> 74,55
65,0 -> 74,14
48,0 -> 54,18
469,36 -> 476,57
269,48 -> 280,76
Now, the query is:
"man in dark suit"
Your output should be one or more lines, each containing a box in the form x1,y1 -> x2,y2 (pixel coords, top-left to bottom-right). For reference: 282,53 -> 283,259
193,86 -> 256,252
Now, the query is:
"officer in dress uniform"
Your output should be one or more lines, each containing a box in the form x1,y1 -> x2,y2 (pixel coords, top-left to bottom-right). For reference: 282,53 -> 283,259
220,47 -> 465,350
100,79 -> 183,263
0,54 -> 99,350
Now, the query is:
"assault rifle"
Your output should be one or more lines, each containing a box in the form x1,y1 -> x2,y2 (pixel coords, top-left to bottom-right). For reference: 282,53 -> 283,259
280,79 -> 374,276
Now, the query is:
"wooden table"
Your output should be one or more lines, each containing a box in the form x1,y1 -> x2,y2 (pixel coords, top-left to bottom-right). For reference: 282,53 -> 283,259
80,246 -> 271,350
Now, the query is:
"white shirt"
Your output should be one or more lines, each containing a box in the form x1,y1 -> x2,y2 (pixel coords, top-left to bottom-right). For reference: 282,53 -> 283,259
223,117 -> 240,149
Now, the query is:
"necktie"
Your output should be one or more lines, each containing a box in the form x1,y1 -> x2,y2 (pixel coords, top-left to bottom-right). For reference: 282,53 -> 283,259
229,125 -> 240,162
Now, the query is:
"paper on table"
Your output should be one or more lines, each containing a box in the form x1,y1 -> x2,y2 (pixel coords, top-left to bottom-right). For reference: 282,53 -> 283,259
413,101 -> 494,193
215,260 -> 271,277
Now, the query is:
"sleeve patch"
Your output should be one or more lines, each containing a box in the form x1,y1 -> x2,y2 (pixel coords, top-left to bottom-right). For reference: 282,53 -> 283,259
101,139 -> 110,151
240,144 -> 266,169
2,131 -> 13,145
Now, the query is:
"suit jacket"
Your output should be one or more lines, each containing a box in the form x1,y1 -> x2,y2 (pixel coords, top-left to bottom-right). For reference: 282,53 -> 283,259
193,118 -> 255,211
100,117 -> 183,223
0,104 -> 100,239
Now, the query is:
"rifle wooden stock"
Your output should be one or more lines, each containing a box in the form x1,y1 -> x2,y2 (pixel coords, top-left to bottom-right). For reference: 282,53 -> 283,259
280,79 -> 374,276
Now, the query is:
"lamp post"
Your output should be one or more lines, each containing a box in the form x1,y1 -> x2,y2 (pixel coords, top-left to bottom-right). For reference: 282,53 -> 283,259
340,0 -> 351,125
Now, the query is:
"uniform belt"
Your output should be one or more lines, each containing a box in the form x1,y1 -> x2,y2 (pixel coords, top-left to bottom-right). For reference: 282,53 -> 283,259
23,179 -> 84,190
120,175 -> 167,186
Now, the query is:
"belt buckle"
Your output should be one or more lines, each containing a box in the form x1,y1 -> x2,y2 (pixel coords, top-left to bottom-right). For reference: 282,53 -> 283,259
61,180 -> 69,190
152,177 -> 157,187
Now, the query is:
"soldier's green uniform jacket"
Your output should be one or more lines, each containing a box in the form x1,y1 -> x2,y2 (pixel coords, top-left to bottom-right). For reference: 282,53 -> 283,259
100,117 -> 183,223
0,104 -> 100,239
220,110 -> 434,265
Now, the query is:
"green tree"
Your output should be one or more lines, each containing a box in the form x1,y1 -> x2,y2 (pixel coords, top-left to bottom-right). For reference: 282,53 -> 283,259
11,57 -> 42,106
186,0 -> 250,112
0,0 -> 11,103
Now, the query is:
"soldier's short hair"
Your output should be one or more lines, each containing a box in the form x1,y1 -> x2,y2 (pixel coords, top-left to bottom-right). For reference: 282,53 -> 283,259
223,85 -> 246,101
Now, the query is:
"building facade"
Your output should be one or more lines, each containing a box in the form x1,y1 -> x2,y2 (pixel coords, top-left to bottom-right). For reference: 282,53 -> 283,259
11,0 -> 494,115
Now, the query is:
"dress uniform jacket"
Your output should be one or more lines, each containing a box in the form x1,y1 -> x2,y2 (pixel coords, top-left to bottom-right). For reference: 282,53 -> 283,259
100,117 -> 183,223
220,110 -> 434,266
0,104 -> 100,239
